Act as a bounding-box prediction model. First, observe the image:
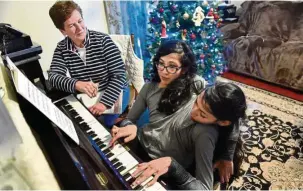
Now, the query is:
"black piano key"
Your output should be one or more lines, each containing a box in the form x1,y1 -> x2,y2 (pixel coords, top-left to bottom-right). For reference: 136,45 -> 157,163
87,131 -> 95,136
74,116 -> 83,121
80,122 -> 89,127
134,185 -> 144,190
117,166 -> 126,173
69,110 -> 77,114
90,133 -> 98,138
65,105 -> 73,110
71,114 -> 78,118
98,144 -> 106,149
127,177 -> 135,184
103,148 -> 110,154
96,140 -> 104,145
106,152 -> 114,158
95,140 -> 103,145
74,117 -> 83,123
94,138 -> 101,142
113,162 -> 122,169
123,173 -> 131,180
81,126 -> 90,131
110,158 -> 119,164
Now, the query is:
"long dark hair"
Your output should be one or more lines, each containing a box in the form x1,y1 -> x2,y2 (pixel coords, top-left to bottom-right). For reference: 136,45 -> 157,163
204,82 -> 247,183
152,40 -> 198,115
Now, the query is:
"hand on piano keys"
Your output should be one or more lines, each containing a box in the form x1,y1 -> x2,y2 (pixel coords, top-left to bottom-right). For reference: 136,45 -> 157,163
131,157 -> 172,188
109,125 -> 137,147
58,95 -> 167,190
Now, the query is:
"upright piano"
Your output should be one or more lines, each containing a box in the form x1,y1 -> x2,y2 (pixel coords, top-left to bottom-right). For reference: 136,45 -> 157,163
1,24 -> 167,190
0,23 -> 46,90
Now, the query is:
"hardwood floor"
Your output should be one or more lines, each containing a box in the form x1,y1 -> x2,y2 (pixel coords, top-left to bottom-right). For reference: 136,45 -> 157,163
221,72 -> 303,102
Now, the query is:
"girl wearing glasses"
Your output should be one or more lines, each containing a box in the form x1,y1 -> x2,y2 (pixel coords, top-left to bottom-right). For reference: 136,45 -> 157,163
110,40 -> 245,189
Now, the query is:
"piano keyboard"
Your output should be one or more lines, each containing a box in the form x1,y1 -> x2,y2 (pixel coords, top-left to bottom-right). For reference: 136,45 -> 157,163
57,95 -> 166,191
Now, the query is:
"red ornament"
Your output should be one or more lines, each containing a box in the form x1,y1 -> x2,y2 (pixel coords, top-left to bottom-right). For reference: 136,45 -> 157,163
200,54 -> 205,59
161,20 -> 167,38
190,33 -> 196,40
207,8 -> 214,17
214,14 -> 219,20
150,17 -> 156,24
171,5 -> 177,11
159,8 -> 164,13
181,29 -> 187,40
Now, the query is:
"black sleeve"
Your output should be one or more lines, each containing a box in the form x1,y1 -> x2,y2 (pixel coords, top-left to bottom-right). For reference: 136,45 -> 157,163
216,121 -> 240,161
167,157 -> 209,190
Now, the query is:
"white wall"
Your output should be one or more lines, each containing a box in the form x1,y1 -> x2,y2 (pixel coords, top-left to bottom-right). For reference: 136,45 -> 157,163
0,1 -> 108,72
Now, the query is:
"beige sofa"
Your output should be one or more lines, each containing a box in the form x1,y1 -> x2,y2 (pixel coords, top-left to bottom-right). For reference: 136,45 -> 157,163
0,60 -> 60,189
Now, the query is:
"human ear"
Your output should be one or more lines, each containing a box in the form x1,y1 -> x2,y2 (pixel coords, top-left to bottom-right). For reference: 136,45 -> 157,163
217,120 -> 231,126
60,29 -> 67,36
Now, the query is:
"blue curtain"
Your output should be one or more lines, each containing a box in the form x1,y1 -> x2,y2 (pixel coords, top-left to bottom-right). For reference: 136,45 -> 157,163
105,1 -> 149,61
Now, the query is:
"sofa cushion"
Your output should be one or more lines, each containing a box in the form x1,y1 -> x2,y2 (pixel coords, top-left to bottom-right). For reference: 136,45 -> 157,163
239,1 -> 293,42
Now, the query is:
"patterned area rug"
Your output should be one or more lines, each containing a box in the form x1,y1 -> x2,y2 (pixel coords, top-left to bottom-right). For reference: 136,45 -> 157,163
217,77 -> 303,190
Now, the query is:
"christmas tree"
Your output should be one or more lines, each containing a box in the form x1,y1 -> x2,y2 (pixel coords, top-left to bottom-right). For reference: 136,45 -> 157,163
144,0 -> 226,84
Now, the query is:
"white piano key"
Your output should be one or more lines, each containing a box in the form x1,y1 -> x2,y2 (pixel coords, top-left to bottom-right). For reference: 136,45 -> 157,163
142,182 -> 165,191
108,144 -> 127,161
132,176 -> 154,190
125,167 -> 138,181
141,176 -> 154,187
115,151 -> 137,165
120,161 -> 139,176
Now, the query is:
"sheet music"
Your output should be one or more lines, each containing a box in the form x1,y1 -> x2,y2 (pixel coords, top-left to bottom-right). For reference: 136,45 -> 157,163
6,57 -> 79,145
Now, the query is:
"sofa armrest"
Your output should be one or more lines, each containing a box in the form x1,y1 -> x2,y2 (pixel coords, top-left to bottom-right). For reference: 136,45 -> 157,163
220,23 -> 246,40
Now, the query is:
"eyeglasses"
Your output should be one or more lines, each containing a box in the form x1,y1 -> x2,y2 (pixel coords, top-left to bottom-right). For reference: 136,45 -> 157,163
156,63 -> 182,74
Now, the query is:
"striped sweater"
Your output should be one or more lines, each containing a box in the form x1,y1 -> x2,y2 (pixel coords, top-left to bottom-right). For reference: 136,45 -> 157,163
48,30 -> 126,108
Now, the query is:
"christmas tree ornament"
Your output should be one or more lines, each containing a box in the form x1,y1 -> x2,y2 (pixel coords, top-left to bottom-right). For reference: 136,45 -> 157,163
202,0 -> 208,6
192,6 -> 205,27
176,20 -> 180,28
190,33 -> 196,40
208,8 -> 214,16
200,31 -> 207,39
214,12 -> 219,20
183,12 -> 190,20
161,19 -> 167,38
181,29 -> 187,40
170,4 -> 177,12
159,7 -> 164,13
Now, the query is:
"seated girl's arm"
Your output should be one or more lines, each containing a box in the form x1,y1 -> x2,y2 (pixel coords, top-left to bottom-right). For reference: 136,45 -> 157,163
193,124 -> 219,189
121,83 -> 150,125
217,122 -> 240,161
110,83 -> 150,145
214,122 -> 240,183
